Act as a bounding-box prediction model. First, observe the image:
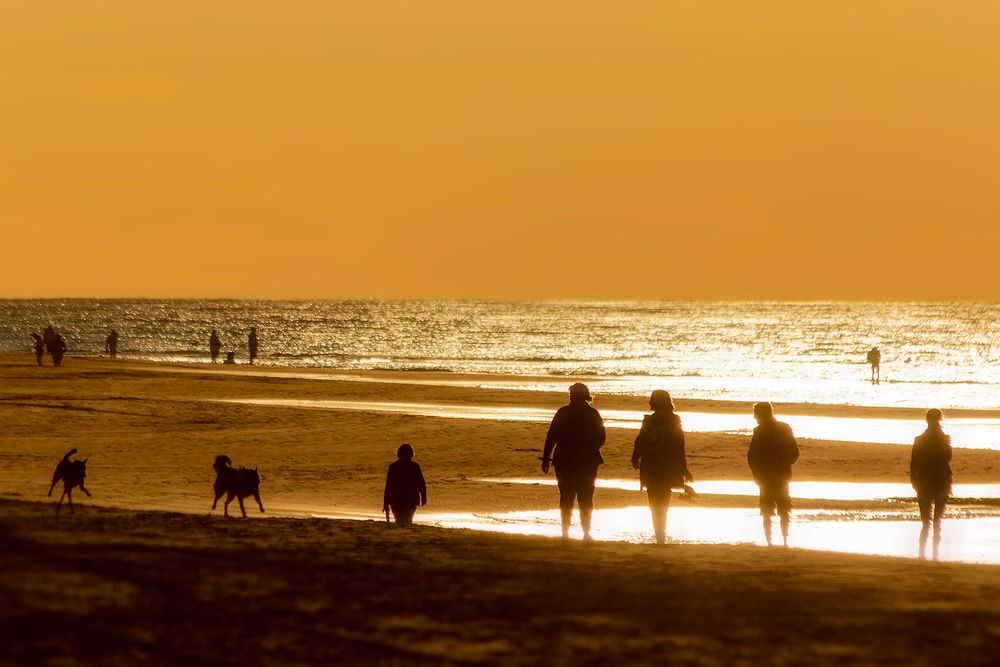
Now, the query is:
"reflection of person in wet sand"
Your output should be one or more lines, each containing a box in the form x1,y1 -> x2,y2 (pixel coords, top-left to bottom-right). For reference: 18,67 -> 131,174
542,383 -> 606,540
867,346 -> 881,384
382,444 -> 426,527
631,390 -> 692,544
911,409 -> 952,561
209,330 -> 222,363
747,402 -> 800,547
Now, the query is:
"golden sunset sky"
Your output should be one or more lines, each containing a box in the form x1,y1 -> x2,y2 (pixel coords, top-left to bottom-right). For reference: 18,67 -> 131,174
3,2 -> 999,299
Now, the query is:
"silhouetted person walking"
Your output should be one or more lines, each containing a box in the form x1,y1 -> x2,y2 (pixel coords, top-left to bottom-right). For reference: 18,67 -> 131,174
49,332 -> 67,367
31,332 -> 44,366
248,327 -> 259,365
631,390 -> 691,544
911,408 -> 952,560
382,444 -> 427,527
542,383 -> 606,540
747,402 -> 800,546
867,346 -> 881,384
105,330 -> 119,359
209,330 -> 222,363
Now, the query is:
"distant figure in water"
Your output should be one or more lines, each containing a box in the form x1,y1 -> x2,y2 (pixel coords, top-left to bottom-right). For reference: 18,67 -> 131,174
911,409 -> 952,560
105,330 -> 119,359
631,390 -> 692,544
382,444 -> 427,527
223,351 -> 236,365
48,331 -> 67,368
248,327 -> 259,365
542,383 -> 606,540
867,346 -> 881,384
747,402 -> 800,546
209,330 -> 222,363
30,332 -> 44,366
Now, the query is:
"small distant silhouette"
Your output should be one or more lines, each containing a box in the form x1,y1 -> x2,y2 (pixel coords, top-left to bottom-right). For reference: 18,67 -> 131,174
382,444 -> 427,527
631,390 -> 693,544
747,402 -> 800,546
46,329 -> 67,367
248,327 -> 259,365
105,330 -> 119,359
542,383 -> 606,540
211,455 -> 265,518
30,332 -> 44,366
867,347 -> 881,384
209,330 -> 222,363
911,409 -> 952,560
224,351 -> 236,365
48,449 -> 91,514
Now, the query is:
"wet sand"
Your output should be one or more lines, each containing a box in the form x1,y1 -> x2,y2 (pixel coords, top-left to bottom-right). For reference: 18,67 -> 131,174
2,498 -> 998,665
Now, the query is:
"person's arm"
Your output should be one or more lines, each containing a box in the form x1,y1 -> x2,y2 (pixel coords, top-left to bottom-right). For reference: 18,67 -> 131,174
416,463 -> 427,506
594,412 -> 607,450
631,416 -> 648,469
747,430 -> 758,479
909,439 -> 920,488
944,435 -> 953,463
787,426 -> 800,466
382,466 -> 393,513
542,411 -> 561,473
678,425 -> 692,481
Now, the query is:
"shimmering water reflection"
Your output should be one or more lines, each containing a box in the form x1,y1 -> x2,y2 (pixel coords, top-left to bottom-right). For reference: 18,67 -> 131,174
425,506 -> 1000,564
221,398 -> 1000,449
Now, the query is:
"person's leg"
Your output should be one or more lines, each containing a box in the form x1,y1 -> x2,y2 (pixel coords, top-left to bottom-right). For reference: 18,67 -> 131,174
555,470 -> 574,537
932,495 -> 946,560
759,486 -> 774,545
778,485 -> 792,546
578,469 -> 597,540
917,494 -> 931,559
647,487 -> 671,544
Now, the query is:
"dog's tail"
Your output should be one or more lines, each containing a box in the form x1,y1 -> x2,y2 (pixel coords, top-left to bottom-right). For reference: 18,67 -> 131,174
213,455 -> 232,473
62,448 -> 78,463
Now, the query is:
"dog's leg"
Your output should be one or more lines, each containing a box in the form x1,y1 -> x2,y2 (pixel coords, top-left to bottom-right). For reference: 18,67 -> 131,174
67,488 -> 74,514
79,484 -> 91,497
48,481 -> 57,497
211,491 -> 224,511
253,491 -> 265,513
238,496 -> 248,518
56,489 -> 67,514
224,493 -> 235,518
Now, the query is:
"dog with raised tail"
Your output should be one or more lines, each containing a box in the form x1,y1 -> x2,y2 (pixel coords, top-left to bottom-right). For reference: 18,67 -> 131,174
48,448 -> 91,514
211,455 -> 265,518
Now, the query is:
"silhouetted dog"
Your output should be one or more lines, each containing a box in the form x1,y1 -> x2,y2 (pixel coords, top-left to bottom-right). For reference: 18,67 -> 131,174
212,455 -> 265,518
48,448 -> 91,514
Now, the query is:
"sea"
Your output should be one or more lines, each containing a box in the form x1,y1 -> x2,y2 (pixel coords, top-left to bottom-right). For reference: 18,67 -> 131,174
3,299 -> 1000,410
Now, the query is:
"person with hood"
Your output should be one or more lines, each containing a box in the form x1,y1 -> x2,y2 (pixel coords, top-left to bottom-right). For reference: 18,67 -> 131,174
248,327 -> 259,365
542,383 -> 606,540
49,332 -> 67,367
631,390 -> 692,544
747,402 -> 800,546
30,332 -> 44,366
382,444 -> 427,528
209,330 -> 222,363
910,409 -> 953,560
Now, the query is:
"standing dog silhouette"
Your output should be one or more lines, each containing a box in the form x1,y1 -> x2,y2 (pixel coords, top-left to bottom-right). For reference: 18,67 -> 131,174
48,449 -> 91,514
211,455 -> 265,518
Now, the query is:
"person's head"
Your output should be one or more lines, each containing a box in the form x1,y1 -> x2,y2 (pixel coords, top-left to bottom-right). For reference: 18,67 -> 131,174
569,382 -> 592,403
649,389 -> 674,412
926,408 -> 943,426
397,443 -> 414,460
753,402 -> 774,423
250,326 -> 256,333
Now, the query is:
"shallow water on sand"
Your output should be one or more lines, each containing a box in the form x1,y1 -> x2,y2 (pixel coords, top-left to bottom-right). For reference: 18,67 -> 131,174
220,398 -> 1000,449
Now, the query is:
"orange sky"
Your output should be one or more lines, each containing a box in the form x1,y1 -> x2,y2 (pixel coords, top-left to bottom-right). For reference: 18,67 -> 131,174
3,2 -> 1000,299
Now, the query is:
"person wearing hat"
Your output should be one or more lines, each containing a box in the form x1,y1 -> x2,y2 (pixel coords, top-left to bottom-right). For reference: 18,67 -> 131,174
747,402 -> 800,547
910,409 -> 952,560
541,383 -> 606,540
631,390 -> 691,544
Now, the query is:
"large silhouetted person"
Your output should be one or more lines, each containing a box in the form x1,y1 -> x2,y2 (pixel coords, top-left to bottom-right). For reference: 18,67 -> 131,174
867,346 -> 881,384
105,330 -> 119,359
31,332 -> 44,366
542,382 -> 606,540
631,390 -> 691,544
911,408 -> 952,560
48,332 -> 67,367
747,402 -> 800,546
248,327 -> 259,365
382,444 -> 427,527
209,330 -> 222,363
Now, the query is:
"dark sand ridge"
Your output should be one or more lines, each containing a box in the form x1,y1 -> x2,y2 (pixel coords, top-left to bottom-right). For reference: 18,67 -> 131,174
3,354 -> 1000,516
1,499 -> 997,665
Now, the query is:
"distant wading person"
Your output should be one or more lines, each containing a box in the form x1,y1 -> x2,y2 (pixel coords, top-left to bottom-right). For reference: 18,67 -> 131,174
209,330 -> 222,363
631,390 -> 692,544
542,383 -> 606,540
49,332 -> 67,368
747,402 -> 800,546
105,330 -> 119,359
248,327 -> 259,365
31,332 -> 44,366
867,346 -> 881,384
911,409 -> 952,560
382,444 -> 427,527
